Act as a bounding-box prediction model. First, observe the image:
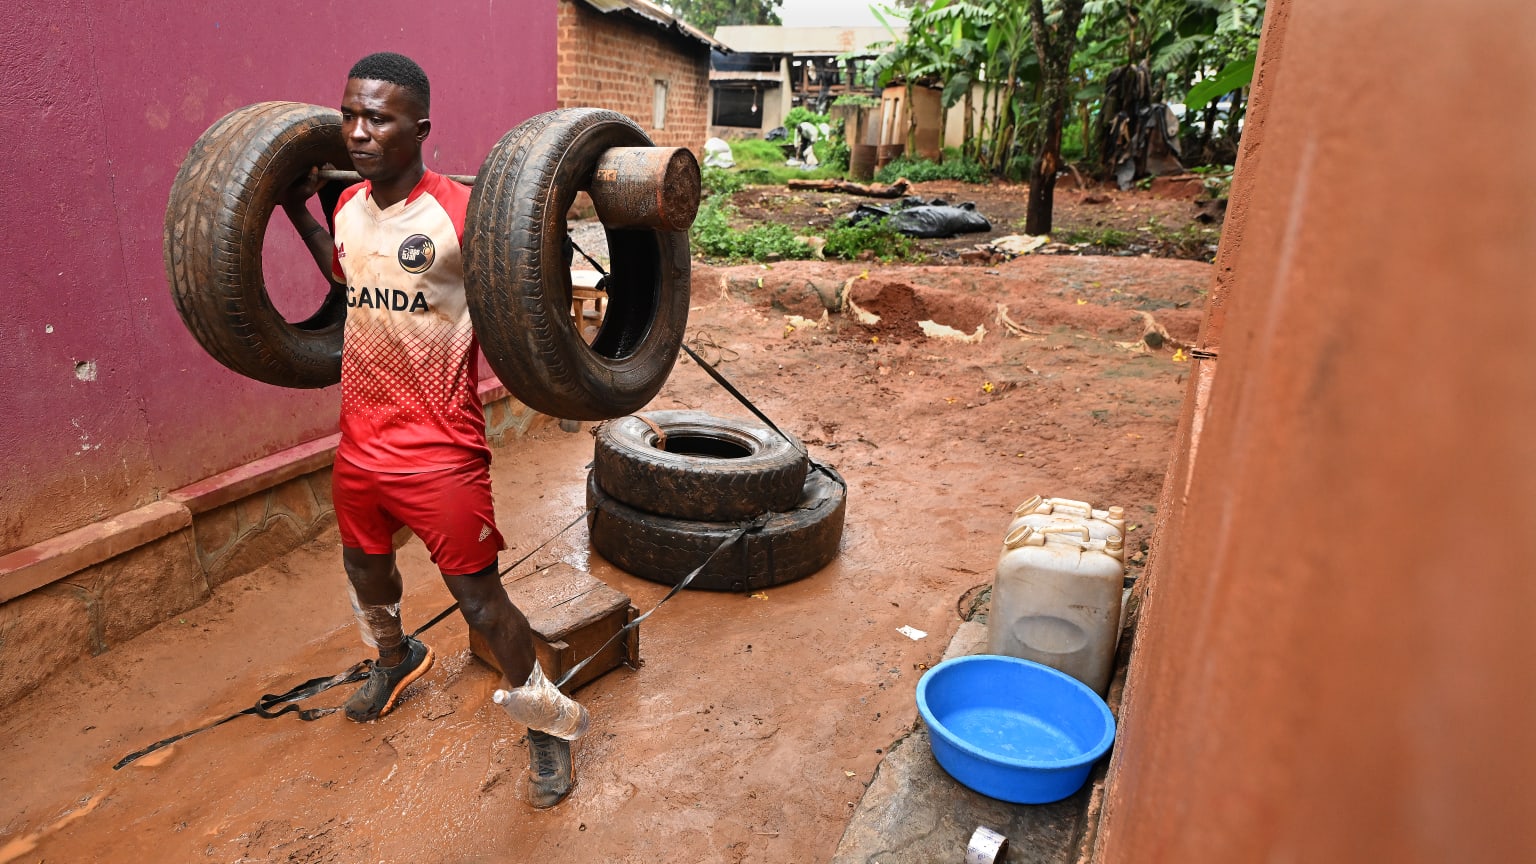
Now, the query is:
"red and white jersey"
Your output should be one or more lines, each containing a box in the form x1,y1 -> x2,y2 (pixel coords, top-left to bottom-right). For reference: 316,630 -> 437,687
330,170 -> 489,472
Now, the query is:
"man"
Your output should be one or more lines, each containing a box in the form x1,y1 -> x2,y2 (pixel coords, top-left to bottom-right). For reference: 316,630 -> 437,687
281,51 -> 588,809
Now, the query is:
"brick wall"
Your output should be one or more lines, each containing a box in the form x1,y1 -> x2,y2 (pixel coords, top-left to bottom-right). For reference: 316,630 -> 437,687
557,0 -> 711,153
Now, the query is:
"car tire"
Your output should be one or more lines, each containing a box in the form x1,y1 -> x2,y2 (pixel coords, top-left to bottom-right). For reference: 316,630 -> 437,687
164,102 -> 352,388
586,464 -> 847,592
464,109 -> 691,420
592,411 -> 808,522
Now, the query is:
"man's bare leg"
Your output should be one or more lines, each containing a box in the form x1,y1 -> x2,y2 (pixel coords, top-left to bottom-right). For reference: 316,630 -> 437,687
445,564 -> 587,808
342,547 -> 433,721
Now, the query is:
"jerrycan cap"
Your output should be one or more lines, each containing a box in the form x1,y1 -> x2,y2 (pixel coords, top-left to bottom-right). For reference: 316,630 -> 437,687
1003,524 -> 1047,550
1012,495 -> 1046,516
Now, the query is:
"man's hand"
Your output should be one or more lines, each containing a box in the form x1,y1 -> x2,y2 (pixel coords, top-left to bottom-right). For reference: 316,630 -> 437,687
282,165 -> 325,212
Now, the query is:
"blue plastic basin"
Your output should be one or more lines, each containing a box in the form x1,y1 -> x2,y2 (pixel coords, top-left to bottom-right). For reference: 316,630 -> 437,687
916,655 -> 1116,804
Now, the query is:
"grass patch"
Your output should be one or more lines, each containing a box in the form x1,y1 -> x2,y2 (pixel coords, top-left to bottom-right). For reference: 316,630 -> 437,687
874,154 -> 990,185
1054,226 -> 1135,248
724,138 -> 844,185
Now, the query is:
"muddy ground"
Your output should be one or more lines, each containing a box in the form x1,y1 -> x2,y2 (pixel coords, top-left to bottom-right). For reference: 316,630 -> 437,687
1,230 -> 1210,862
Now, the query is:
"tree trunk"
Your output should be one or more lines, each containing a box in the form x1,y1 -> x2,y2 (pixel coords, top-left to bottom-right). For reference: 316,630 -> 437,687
963,86 -> 975,160
1025,0 -> 1085,236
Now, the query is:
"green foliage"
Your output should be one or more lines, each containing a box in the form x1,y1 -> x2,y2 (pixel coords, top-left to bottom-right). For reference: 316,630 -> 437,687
730,138 -> 792,168
689,196 -> 811,262
664,0 -> 782,32
725,139 -> 843,184
824,220 -> 915,262
783,107 -> 831,130
700,166 -> 745,196
1053,226 -> 1134,247
832,93 -> 879,109
873,154 -> 990,184
1184,57 -> 1254,110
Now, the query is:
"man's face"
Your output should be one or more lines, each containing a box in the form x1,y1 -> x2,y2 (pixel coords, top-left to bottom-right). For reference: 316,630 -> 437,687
340,78 -> 429,184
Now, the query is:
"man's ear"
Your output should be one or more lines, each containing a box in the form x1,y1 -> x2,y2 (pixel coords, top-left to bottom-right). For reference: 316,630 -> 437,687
416,117 -> 432,144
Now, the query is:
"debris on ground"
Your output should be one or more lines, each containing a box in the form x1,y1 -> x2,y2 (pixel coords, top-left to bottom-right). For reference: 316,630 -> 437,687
787,177 -> 913,198
889,203 -> 992,239
977,234 -> 1050,259
702,137 -> 735,169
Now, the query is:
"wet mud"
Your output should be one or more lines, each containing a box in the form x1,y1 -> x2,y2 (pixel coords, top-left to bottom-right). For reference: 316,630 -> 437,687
1,254 -> 1207,863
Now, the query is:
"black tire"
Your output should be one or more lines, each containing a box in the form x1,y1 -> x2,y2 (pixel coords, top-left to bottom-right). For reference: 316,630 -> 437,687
587,464 -> 847,592
464,109 -> 691,420
164,102 -> 352,388
593,411 -> 808,522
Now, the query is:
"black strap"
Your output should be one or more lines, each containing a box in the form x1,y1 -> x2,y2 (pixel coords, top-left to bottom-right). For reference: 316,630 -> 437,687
114,513 -> 591,771
115,335 -> 820,769
680,343 -> 804,458
113,661 -> 371,770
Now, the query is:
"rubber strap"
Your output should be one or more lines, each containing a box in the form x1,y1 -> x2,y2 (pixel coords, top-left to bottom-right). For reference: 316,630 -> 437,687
113,660 -> 371,770
632,413 -> 668,451
680,343 -> 804,457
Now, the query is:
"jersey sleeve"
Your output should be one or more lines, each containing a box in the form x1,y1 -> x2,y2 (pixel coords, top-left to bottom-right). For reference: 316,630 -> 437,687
330,182 -> 369,283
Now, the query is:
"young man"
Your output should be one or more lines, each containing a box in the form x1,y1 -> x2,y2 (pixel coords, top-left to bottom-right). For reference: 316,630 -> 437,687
281,52 -> 588,809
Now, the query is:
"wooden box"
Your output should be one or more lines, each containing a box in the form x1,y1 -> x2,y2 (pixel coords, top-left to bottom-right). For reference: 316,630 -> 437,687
468,562 -> 639,694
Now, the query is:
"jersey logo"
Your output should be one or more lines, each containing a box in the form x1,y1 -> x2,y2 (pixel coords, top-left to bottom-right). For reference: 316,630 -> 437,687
397,234 -> 436,274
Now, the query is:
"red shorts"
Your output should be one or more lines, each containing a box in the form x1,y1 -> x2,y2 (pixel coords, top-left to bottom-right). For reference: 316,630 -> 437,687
332,455 -> 506,576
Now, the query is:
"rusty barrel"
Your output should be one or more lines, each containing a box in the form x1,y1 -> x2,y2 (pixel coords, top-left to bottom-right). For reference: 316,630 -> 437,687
588,146 -> 701,233
875,143 -> 906,170
849,144 -> 877,181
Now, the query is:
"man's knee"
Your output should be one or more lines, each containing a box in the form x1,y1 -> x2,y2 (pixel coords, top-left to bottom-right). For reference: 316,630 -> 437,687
451,564 -> 512,632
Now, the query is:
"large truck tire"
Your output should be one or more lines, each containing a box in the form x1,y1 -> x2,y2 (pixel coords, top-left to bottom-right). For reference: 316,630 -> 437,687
586,464 -> 847,592
593,411 -> 808,522
464,109 -> 690,420
164,102 -> 351,388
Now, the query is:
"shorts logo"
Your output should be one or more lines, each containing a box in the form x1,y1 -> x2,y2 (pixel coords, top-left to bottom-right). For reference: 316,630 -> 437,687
478,524 -> 493,542
397,234 -> 435,273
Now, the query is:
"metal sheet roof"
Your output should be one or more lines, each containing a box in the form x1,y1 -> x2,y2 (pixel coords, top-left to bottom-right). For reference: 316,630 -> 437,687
578,0 -> 728,51
712,25 -> 901,56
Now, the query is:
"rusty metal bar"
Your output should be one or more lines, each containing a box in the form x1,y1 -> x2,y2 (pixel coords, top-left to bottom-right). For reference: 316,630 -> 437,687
587,147 -> 701,233
312,145 -> 700,232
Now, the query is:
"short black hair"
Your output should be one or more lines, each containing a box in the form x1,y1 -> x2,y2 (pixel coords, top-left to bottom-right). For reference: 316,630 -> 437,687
348,52 -> 430,113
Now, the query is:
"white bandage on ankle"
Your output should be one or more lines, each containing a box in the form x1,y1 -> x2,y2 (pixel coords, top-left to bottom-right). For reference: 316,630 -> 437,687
345,582 -> 401,650
492,662 -> 591,740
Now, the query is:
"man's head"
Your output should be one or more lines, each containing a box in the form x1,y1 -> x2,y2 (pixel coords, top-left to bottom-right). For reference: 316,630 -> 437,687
342,52 -> 432,187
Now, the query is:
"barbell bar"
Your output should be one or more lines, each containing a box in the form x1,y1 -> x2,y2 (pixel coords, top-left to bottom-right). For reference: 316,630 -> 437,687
315,146 -> 700,233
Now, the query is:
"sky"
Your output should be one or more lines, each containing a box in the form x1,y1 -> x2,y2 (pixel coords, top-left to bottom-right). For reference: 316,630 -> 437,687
777,0 -> 885,28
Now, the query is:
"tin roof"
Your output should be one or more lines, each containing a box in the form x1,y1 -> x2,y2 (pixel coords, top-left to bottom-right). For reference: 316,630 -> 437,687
578,0 -> 729,51
712,25 -> 901,56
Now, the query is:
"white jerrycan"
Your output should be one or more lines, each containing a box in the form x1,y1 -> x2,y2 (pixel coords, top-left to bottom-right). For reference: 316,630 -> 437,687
1007,494 -> 1126,541
988,524 -> 1126,695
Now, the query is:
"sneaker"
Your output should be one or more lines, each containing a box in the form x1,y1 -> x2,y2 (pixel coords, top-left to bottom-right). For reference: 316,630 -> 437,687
344,636 -> 435,722
527,729 -> 574,808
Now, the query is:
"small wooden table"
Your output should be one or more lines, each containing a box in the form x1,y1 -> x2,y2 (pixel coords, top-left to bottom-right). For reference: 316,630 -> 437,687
570,269 -> 607,328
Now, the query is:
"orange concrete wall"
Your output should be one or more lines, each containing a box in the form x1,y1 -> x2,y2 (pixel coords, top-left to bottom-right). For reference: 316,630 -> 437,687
1094,0 -> 1536,861
557,0 -> 712,153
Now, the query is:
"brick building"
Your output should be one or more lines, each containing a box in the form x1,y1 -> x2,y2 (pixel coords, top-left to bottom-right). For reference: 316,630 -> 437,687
558,0 -> 722,153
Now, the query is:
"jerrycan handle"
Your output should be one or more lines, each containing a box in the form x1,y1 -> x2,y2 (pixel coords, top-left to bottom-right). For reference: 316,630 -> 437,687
1039,524 -> 1091,541
1012,494 -> 1046,516
1047,497 -> 1094,517
1003,524 -> 1048,550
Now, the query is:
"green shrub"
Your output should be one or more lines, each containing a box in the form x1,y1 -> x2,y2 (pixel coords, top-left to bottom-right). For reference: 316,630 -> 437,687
874,154 -> 990,184
690,196 -> 812,262
832,93 -> 879,109
824,220 -> 914,262
784,107 -> 831,130
701,166 -> 744,196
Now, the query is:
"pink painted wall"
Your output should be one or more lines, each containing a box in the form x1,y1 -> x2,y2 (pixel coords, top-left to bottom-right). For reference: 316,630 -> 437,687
0,3 -> 557,555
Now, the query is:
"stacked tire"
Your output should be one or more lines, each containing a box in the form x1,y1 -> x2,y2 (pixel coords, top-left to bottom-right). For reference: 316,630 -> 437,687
586,411 -> 847,592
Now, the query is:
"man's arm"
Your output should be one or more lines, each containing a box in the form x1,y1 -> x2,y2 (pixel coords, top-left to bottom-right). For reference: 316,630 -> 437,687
281,167 -> 340,284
